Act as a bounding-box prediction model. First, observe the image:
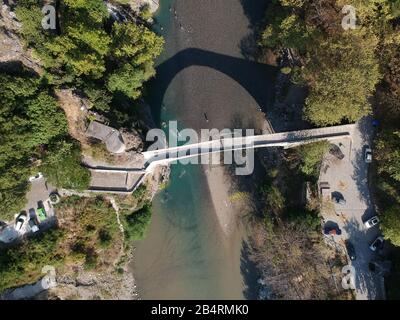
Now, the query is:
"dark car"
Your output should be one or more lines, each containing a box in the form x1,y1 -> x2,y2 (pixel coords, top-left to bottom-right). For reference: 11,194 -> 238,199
369,236 -> 384,252
28,218 -> 39,233
332,193 -> 346,206
345,240 -> 356,261
324,225 -> 342,235
329,144 -> 345,160
0,220 -> 7,231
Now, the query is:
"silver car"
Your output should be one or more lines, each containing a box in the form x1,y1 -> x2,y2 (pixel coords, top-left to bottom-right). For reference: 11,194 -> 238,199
365,147 -> 372,163
364,216 -> 380,229
15,211 -> 28,231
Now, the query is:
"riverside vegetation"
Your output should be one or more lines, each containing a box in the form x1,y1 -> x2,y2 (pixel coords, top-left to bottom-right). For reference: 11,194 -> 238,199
0,0 -> 162,295
251,0 -> 400,299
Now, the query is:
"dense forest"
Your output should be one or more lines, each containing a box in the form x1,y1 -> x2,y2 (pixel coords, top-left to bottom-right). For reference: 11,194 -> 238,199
0,0 -> 163,222
254,0 -> 400,298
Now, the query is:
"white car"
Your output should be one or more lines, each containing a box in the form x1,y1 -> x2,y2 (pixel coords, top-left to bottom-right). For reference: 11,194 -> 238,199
365,147 -> 372,163
15,211 -> 28,231
29,172 -> 43,182
364,216 -> 380,229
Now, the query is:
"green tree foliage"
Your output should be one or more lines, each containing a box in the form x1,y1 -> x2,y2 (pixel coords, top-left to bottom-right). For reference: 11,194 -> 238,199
44,0 -> 111,79
107,63 -> 147,99
56,196 -> 120,269
0,72 -> 68,221
375,130 -> 400,182
40,141 -> 91,191
381,206 -> 400,246
297,141 -> 329,178
263,185 -> 285,216
83,85 -> 112,112
107,22 -> 164,99
123,203 -> 152,241
303,32 -> 380,125
0,228 -> 65,291
16,1 -> 164,111
261,0 -> 385,126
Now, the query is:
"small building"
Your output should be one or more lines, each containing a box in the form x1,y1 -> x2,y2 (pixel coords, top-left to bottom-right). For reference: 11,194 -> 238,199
86,121 -> 126,154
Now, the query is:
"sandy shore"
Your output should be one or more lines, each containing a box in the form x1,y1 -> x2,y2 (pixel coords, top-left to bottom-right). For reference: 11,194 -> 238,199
203,164 -> 236,236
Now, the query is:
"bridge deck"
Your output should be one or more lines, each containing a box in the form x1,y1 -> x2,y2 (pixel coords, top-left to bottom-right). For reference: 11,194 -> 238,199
85,123 -> 356,194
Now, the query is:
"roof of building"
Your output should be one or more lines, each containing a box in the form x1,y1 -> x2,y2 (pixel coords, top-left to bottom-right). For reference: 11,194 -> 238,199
86,121 -> 126,154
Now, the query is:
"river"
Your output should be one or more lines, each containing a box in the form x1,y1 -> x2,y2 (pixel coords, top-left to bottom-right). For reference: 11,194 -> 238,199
131,0 -> 271,299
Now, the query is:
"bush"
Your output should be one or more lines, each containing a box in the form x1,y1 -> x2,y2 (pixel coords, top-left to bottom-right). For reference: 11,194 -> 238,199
381,206 -> 400,247
123,203 -> 152,241
297,141 -> 329,179
0,228 -> 65,292
41,141 -> 91,191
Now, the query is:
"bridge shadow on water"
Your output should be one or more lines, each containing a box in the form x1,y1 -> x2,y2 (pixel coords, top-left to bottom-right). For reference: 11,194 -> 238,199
147,47 -> 278,127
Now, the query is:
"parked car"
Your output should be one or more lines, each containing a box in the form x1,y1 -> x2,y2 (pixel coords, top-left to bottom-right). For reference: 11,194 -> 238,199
28,218 -> 39,233
365,147 -> 372,163
15,211 -> 28,231
329,144 -> 345,160
364,216 -> 380,229
0,220 -> 7,231
36,207 -> 47,222
345,240 -> 356,261
369,236 -> 384,252
324,225 -> 342,235
29,172 -> 43,182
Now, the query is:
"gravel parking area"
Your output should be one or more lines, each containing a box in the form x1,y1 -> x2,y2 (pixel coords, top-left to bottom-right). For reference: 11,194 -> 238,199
319,117 -> 385,300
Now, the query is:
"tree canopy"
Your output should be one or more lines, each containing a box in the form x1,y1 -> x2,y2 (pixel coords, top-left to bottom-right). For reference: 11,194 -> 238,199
0,72 -> 68,221
260,0 -> 390,126
17,0 -> 164,107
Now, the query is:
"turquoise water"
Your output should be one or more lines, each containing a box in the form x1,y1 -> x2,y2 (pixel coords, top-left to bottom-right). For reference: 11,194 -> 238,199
132,163 -> 247,299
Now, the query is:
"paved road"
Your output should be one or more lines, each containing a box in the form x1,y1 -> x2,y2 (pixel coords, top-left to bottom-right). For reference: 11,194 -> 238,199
319,117 -> 384,300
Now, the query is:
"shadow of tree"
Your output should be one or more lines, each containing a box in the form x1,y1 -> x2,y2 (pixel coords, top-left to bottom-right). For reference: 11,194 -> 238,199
238,0 -> 271,61
240,240 -> 260,299
351,117 -> 374,205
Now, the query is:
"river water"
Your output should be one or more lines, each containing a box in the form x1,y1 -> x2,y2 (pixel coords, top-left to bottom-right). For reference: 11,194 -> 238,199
131,0 -> 270,299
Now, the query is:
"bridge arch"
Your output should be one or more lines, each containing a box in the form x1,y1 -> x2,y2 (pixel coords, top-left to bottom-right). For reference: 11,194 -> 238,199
147,48 -> 278,125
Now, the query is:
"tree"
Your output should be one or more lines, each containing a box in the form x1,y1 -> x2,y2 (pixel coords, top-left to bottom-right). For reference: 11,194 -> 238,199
106,22 -> 164,99
41,141 -> 91,190
107,64 -> 147,99
260,0 -> 382,126
0,228 -> 65,291
0,72 -> 68,221
297,141 -> 329,178
123,203 -> 152,241
375,130 -> 400,182
381,206 -> 400,246
250,218 -> 336,299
